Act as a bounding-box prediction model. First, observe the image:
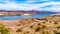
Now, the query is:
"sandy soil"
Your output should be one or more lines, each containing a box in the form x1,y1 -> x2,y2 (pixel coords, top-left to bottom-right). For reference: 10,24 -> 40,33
0,15 -> 60,34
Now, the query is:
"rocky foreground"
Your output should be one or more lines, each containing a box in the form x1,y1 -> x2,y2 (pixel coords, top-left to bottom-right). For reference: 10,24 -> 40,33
0,15 -> 60,34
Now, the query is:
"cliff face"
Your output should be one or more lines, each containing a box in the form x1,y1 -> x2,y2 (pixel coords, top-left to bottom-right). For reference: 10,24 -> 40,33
0,15 -> 60,34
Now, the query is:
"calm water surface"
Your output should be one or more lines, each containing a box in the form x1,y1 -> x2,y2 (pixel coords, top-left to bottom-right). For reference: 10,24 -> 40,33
0,14 -> 52,20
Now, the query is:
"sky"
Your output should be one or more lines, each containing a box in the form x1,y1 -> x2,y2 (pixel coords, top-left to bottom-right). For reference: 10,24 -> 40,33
0,0 -> 60,12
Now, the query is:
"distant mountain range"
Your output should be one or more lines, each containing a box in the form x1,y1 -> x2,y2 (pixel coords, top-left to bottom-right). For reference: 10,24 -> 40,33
0,10 -> 59,14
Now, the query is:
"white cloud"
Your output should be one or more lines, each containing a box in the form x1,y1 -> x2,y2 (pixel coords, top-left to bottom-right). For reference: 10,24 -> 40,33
0,0 -> 42,10
0,3 -> 41,10
36,1 -> 60,12
0,0 -> 60,12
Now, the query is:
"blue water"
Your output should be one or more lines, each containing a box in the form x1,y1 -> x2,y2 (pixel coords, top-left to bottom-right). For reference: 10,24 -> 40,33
0,14 -> 52,20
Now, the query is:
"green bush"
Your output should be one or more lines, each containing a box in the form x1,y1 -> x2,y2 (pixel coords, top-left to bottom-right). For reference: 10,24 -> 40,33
54,30 -> 60,34
0,24 -> 10,34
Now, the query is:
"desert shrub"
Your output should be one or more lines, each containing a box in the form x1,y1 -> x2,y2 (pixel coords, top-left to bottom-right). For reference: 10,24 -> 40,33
55,32 -> 60,34
35,25 -> 46,32
56,25 -> 60,29
54,30 -> 60,34
42,31 -> 50,34
0,24 -> 10,34
38,23 -> 41,25
42,25 -> 46,29
49,21 -> 52,23
23,32 -> 26,34
54,21 -> 58,24
42,22 -> 46,24
35,26 -> 40,32
16,28 -> 22,32
17,24 -> 21,26
30,26 -> 33,28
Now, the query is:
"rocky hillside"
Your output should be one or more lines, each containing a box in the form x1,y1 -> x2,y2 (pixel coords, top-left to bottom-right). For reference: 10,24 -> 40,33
0,10 -> 37,16
0,10 -> 58,16
0,12 -> 35,16
0,15 -> 60,34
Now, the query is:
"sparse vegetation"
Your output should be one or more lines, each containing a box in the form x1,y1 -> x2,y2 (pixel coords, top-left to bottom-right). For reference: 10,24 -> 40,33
35,26 -> 40,32
54,30 -> 60,34
38,23 -> 41,25
0,24 -> 10,34
30,26 -> 33,28
42,25 -> 46,29
16,28 -> 22,32
17,24 -> 21,26
49,21 -> 52,23
54,21 -> 58,24
42,22 -> 46,24
55,25 -> 60,29
42,31 -> 50,34
0,15 -> 60,34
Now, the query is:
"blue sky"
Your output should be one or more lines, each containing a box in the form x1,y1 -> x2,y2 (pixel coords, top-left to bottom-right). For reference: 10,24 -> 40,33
0,0 -> 60,12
